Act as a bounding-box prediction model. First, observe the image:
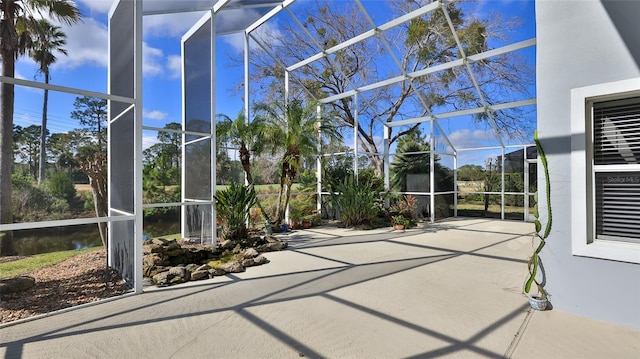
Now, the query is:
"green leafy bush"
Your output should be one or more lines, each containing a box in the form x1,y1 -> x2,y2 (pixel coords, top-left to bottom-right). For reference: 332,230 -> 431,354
83,191 -> 94,210
331,174 -> 380,227
47,172 -> 77,204
298,169 -> 317,192
12,185 -> 49,213
144,186 -> 181,219
11,173 -> 33,190
391,215 -> 410,227
215,182 -> 257,242
390,194 -> 418,218
49,199 -> 70,218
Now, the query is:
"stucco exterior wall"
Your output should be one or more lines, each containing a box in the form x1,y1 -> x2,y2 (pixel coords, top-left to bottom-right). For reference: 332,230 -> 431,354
536,0 -> 640,328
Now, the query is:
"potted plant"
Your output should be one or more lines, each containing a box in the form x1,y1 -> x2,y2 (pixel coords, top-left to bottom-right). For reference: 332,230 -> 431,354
391,215 -> 409,230
289,209 -> 302,229
524,130 -> 552,310
301,214 -> 314,229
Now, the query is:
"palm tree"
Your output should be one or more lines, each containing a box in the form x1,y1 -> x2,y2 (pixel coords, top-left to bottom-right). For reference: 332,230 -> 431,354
216,110 -> 272,221
31,19 -> 68,184
0,0 -> 81,256
216,110 -> 267,186
254,99 -> 341,225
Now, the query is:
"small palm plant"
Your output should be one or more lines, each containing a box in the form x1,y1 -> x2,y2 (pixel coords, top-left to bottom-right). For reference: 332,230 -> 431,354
214,182 -> 257,242
254,99 -> 341,226
216,110 -> 272,223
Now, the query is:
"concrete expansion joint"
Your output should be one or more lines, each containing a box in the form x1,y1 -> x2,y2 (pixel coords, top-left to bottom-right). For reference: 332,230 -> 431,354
503,307 -> 534,358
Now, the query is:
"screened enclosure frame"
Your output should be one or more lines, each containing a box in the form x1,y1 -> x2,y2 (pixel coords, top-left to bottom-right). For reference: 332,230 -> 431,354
0,0 -> 537,294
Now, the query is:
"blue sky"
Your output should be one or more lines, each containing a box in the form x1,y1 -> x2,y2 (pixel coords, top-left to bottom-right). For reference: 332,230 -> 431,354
11,0 -> 536,162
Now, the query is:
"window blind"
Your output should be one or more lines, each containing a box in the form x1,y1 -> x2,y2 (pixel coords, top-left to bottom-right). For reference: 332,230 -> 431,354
594,97 -> 640,165
593,97 -> 640,243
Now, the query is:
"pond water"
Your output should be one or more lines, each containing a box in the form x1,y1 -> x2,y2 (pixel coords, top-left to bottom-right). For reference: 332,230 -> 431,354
14,220 -> 181,256
14,225 -> 102,255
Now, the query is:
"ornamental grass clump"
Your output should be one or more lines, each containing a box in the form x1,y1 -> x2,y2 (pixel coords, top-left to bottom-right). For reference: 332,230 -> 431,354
331,174 -> 380,227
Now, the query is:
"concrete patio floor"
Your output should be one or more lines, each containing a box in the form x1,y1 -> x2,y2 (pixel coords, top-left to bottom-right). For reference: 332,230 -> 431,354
1,218 -> 639,358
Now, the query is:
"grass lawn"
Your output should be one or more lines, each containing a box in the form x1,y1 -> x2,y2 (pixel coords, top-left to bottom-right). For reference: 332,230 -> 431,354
455,202 -> 530,220
0,247 -> 102,279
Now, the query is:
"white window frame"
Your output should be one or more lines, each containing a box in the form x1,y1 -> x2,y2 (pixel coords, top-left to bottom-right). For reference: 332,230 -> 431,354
571,77 -> 640,264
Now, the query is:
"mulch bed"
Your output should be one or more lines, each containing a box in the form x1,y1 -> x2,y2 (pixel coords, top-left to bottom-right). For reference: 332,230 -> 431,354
1,250 -> 131,324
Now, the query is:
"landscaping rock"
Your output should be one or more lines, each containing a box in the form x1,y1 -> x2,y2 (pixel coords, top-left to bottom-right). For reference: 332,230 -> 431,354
143,253 -> 169,267
254,255 -> 269,265
185,263 -> 199,274
242,258 -> 255,267
243,248 -> 259,259
0,276 -> 36,294
196,264 -> 211,272
168,266 -> 188,281
143,265 -> 166,278
152,271 -> 170,286
221,261 -> 245,273
165,247 -> 184,257
209,268 -> 226,277
146,238 -> 169,246
169,275 -> 186,285
143,243 -> 163,254
257,238 -> 288,252
242,255 -> 269,267
142,236 -> 286,287
219,240 -> 234,250
190,270 -> 209,281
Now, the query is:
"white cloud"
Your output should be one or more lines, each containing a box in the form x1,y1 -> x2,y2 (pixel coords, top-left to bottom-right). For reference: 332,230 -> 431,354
222,33 -> 244,54
55,17 -> 108,69
142,133 -> 159,151
59,22 -> 176,78
15,111 -> 39,127
144,11 -> 207,38
143,109 -> 168,121
76,0 -> 204,37
228,22 -> 282,54
447,128 -> 496,149
222,10 -> 283,54
143,42 -> 164,76
167,54 -> 182,79
77,0 -> 115,14
48,11 -> 182,79
54,21 -> 171,77
7,65 -> 28,81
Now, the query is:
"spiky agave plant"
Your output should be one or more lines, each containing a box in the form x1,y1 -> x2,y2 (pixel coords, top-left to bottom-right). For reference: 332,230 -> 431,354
525,130 -> 552,299
214,182 -> 257,242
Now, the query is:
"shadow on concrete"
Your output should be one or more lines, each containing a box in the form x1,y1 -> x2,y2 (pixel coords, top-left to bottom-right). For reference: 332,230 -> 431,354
1,218 -> 532,358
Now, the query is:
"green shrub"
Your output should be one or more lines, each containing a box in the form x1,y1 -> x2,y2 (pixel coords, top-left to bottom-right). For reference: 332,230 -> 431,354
298,169 -> 317,192
12,184 -> 48,213
331,174 -> 380,227
11,173 -> 33,190
215,182 -> 257,242
47,172 -> 77,204
144,186 -> 181,218
391,215 -> 411,227
49,199 -> 70,218
83,192 -> 94,210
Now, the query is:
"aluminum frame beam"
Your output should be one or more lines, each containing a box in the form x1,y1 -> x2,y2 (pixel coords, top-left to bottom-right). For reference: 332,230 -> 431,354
246,0 -> 295,34
319,38 -> 535,104
385,98 -> 536,128
287,1 -> 441,72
